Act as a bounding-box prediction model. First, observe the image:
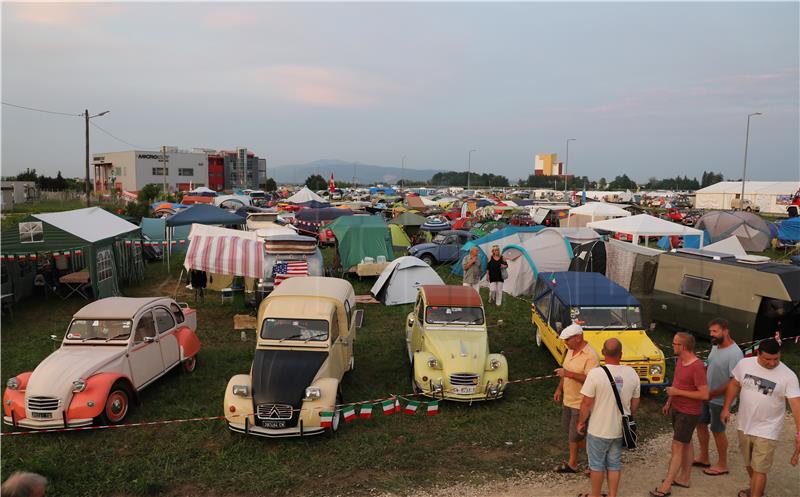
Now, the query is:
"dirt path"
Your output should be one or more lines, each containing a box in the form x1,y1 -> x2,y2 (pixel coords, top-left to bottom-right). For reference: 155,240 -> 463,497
384,415 -> 799,497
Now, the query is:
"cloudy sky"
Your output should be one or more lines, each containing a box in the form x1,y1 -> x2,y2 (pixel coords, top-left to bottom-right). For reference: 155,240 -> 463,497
2,1 -> 798,182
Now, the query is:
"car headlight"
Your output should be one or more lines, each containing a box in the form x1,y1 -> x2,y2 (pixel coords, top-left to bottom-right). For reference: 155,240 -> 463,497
232,384 -> 250,397
427,358 -> 440,369
72,379 -> 86,393
6,377 -> 19,390
649,365 -> 663,376
488,358 -> 501,371
304,386 -> 321,401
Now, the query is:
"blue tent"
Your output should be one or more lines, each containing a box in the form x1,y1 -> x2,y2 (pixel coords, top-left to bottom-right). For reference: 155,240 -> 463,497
451,226 -> 545,275
778,217 -> 800,243
165,204 -> 245,227
370,186 -> 396,196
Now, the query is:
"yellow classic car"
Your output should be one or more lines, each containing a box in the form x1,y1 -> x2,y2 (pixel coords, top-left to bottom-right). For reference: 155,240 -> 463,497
224,277 -> 357,437
531,272 -> 667,392
405,285 -> 508,401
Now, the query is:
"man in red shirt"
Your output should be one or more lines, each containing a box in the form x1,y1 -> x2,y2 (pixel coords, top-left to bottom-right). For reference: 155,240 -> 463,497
651,332 -> 709,497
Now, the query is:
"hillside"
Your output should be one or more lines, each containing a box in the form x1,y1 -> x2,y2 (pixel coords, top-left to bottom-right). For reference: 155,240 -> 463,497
268,159 -> 444,184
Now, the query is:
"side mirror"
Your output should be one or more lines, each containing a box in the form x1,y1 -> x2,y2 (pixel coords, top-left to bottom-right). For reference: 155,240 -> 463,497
556,322 -> 563,332
144,336 -> 156,343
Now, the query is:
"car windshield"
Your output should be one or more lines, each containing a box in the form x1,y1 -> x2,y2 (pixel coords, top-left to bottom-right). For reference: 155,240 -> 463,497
573,306 -> 642,330
432,234 -> 448,244
425,306 -> 484,325
260,318 -> 329,342
66,319 -> 133,341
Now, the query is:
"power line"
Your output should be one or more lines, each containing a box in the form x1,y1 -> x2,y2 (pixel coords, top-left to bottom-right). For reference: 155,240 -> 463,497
90,121 -> 149,150
1,101 -> 81,117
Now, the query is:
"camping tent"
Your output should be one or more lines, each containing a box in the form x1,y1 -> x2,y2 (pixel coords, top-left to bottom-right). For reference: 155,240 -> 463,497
452,226 -> 544,276
588,214 -> 704,247
566,202 -> 630,227
286,186 -> 325,204
420,216 -> 451,232
703,236 -> 747,257
294,207 -> 354,235
389,224 -> 411,249
0,207 -> 143,300
189,186 -> 217,196
370,256 -> 444,305
495,228 -> 574,297
388,212 -> 427,227
328,215 -> 394,271
214,194 -> 251,208
696,211 -> 773,252
569,240 -> 607,274
778,217 -> 800,244
166,204 -> 246,227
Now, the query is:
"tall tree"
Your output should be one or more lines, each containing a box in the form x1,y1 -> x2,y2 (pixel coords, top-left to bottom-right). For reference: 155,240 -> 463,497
305,174 -> 327,191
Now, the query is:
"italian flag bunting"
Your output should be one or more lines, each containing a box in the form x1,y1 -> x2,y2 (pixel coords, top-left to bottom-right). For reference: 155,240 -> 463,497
319,411 -> 334,428
743,343 -> 760,358
394,397 -> 401,413
426,401 -> 440,416
381,398 -> 395,415
342,405 -> 356,423
359,404 -> 373,419
404,400 -> 420,415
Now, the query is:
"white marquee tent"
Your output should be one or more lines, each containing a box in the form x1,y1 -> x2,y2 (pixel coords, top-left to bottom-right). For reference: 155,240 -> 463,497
587,214 -> 704,247
286,186 -> 326,204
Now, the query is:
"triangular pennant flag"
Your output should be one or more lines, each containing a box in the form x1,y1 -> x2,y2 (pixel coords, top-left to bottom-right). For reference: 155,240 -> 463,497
342,405 -> 356,423
64,251 -> 71,257
319,411 -> 334,428
381,398 -> 395,415
53,252 -> 60,258
29,254 -> 37,261
18,255 -> 26,261
394,397 -> 401,413
404,400 -> 420,415
75,249 -> 82,256
426,401 -> 439,416
125,240 -> 132,246
179,239 -> 186,245
134,241 -> 141,247
359,403 -> 373,419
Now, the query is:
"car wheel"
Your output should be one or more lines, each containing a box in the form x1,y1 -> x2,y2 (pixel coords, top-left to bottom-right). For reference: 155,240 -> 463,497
327,392 -> 343,435
535,327 -> 542,347
99,383 -> 131,425
421,254 -> 435,266
182,355 -> 197,373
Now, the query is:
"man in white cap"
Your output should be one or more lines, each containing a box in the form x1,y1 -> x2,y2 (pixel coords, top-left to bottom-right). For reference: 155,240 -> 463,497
554,323 -> 599,473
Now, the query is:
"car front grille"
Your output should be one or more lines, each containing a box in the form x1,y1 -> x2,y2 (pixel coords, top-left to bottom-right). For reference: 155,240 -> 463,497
449,373 -> 479,386
632,365 -> 649,378
255,403 -> 294,420
26,396 -> 61,412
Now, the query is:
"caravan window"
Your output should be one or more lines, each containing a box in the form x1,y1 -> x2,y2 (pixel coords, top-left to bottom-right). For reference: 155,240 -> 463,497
681,275 -> 713,300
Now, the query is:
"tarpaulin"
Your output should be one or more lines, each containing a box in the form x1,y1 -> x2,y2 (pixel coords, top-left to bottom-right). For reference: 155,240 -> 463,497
184,235 -> 263,279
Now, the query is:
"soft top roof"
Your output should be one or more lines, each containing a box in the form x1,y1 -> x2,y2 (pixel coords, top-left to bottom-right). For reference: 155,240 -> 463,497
73,297 -> 166,319
269,276 -> 355,302
538,272 -> 640,307
421,285 -> 482,307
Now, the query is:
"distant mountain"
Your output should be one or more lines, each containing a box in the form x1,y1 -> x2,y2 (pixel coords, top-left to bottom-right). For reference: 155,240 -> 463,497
268,159 -> 445,185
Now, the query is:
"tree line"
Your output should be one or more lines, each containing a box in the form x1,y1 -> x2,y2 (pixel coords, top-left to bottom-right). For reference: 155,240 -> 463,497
6,168 -> 88,192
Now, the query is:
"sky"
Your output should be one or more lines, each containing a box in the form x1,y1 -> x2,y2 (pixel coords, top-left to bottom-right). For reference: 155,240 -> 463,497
2,1 -> 799,183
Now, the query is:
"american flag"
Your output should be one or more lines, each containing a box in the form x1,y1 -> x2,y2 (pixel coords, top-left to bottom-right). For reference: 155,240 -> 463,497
272,261 -> 309,286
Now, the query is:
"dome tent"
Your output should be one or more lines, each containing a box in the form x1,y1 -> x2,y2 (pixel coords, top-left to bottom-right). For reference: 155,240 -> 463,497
370,256 -> 444,305
696,211 -> 772,252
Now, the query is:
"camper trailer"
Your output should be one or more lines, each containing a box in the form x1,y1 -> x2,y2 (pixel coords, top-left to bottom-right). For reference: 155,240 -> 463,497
652,250 -> 800,342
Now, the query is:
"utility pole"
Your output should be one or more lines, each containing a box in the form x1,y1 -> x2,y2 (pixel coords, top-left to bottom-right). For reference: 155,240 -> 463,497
740,113 -> 762,210
401,155 -> 406,196
160,145 -> 168,198
84,109 -> 109,207
467,149 -> 477,190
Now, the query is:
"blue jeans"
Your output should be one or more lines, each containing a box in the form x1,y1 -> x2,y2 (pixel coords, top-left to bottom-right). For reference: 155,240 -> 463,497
587,434 -> 623,472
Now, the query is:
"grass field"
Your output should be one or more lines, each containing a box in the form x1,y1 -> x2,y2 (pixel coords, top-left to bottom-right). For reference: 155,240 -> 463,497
1,250 -> 798,496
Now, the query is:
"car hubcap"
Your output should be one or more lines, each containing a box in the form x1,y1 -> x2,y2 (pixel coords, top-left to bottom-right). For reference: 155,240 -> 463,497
106,392 -> 127,422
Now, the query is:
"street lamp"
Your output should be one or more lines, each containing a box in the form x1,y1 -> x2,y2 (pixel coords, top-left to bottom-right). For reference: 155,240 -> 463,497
84,109 -> 110,206
740,113 -> 762,210
401,155 -> 406,196
565,138 -> 576,176
467,149 -> 477,190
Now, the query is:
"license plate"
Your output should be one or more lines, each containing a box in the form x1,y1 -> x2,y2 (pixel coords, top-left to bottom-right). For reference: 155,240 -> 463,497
259,420 -> 286,429
31,412 -> 52,419
452,385 -> 477,395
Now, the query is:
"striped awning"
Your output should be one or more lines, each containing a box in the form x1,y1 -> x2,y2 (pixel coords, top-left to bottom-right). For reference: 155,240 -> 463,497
184,235 -> 263,279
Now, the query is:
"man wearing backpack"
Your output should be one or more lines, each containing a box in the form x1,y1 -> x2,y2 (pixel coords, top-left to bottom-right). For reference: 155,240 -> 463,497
577,338 -> 641,497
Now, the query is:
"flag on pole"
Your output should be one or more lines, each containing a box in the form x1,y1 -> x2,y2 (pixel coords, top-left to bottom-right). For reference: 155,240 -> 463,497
381,398 -> 395,415
426,401 -> 440,416
342,405 -> 356,423
329,172 -> 335,193
320,411 -> 334,428
359,403 -> 373,419
404,400 -> 420,415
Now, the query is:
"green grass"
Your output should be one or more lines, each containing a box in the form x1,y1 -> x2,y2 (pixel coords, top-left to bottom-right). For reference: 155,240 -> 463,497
1,199 -> 120,231
1,251 -> 798,496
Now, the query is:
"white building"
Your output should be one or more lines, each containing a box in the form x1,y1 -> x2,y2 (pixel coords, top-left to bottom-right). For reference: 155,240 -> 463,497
694,181 -> 799,215
93,148 -> 208,193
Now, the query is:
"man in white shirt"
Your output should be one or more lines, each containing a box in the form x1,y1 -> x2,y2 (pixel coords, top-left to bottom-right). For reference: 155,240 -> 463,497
721,338 -> 800,497
577,338 -> 640,497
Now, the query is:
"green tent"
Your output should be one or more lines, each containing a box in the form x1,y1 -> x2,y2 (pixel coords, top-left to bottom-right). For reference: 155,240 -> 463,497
388,212 -> 427,227
328,215 -> 394,271
0,207 -> 144,300
389,224 -> 411,249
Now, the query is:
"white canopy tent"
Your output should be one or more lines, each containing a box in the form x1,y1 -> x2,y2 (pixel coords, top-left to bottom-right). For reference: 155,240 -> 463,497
588,214 -> 704,247
568,202 -> 631,224
286,186 -> 325,204
370,256 -> 444,305
702,236 -> 747,257
189,186 -> 217,195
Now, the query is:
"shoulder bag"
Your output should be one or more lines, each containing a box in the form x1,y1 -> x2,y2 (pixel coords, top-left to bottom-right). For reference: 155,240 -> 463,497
601,365 -> 638,449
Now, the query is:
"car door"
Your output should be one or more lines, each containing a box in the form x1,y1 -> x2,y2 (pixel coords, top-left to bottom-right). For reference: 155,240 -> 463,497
329,309 -> 347,379
410,295 -> 426,357
153,306 -> 180,370
440,235 -> 457,261
129,311 -> 166,388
